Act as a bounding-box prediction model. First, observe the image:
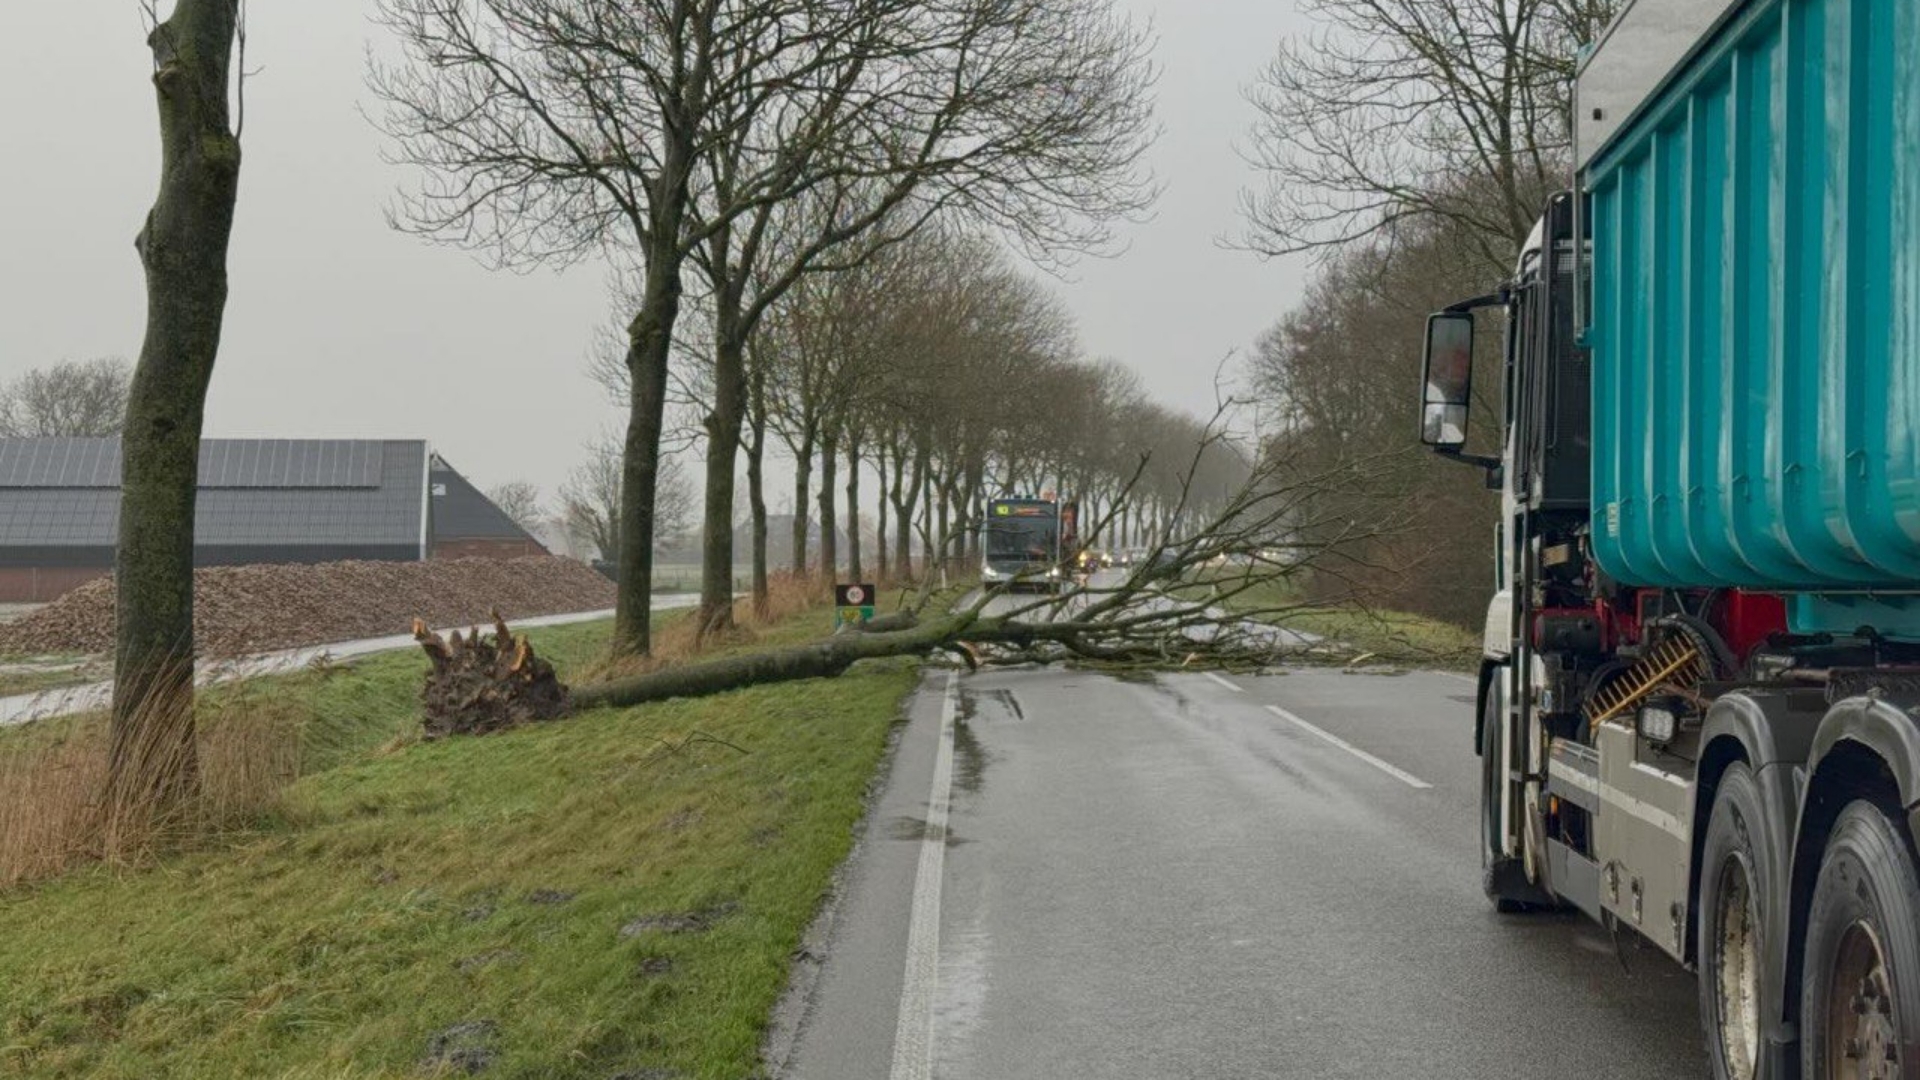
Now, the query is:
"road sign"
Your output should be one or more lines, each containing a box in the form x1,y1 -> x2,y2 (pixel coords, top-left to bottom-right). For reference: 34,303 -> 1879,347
834,583 -> 877,629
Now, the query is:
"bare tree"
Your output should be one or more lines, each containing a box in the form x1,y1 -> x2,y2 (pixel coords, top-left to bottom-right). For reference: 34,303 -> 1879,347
682,0 -> 1158,635
0,358 -> 133,437
373,0 -> 757,656
485,481 -> 546,534
560,435 -> 693,565
1238,0 -> 1616,272
111,0 -> 244,809
1245,215 -> 1506,625
373,0 -> 1156,652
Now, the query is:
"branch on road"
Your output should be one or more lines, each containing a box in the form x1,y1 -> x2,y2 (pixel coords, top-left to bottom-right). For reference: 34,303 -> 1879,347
418,410 -> 1418,730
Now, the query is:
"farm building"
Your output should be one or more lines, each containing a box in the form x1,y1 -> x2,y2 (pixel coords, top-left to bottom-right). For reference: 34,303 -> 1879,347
0,437 -> 544,602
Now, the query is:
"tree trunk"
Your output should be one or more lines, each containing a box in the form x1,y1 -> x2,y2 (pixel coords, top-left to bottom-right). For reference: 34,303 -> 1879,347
817,432 -> 839,582
922,466 -> 937,578
699,295 -> 748,636
572,611 -> 976,711
110,0 -> 244,808
845,428 -> 863,582
613,125 -> 697,657
791,428 -> 814,578
874,440 -> 890,585
746,346 -> 770,616
615,259 -> 686,656
891,439 -> 921,582
935,473 -> 951,572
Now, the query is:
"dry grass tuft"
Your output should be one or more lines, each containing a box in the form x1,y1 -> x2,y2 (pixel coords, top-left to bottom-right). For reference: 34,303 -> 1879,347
584,573 -> 826,683
0,686 -> 300,889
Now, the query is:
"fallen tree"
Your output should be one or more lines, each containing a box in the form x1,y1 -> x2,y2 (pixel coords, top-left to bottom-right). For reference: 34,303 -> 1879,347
415,423 -> 1427,732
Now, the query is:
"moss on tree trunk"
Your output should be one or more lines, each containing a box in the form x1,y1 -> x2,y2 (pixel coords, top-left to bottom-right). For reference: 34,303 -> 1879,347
110,0 -> 243,806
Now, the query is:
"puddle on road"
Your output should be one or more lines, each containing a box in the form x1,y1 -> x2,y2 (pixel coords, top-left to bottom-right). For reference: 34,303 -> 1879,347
981,688 -> 1024,721
952,717 -> 988,795
1248,744 -> 1327,795
887,815 -> 970,846
949,689 -> 996,796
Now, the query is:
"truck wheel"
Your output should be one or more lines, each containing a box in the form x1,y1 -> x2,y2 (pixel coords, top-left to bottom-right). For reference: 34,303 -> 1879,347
1801,800 -> 1920,1079
1479,674 -> 1543,912
1697,763 -> 1772,1080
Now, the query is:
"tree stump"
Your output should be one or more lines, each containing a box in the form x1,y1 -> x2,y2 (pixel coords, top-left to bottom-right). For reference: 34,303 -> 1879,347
414,613 -> 570,739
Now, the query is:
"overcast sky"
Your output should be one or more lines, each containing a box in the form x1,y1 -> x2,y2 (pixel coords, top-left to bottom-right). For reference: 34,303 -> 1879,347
1,2 -> 1308,505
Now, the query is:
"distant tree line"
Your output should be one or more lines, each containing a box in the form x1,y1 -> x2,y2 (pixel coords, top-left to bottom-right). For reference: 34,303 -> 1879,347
370,0 -> 1171,646
1236,0 -> 1619,626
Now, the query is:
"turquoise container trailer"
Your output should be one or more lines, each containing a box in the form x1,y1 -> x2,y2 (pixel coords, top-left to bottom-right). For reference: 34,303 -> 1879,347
1586,0 -> 1920,636
1415,1 -> 1920,1076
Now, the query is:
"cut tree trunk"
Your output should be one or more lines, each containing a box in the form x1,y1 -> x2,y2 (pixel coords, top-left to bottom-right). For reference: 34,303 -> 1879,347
110,0 -> 243,809
572,612 -> 981,711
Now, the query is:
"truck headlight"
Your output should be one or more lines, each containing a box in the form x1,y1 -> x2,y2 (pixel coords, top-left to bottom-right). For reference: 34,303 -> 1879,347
1638,703 -> 1678,744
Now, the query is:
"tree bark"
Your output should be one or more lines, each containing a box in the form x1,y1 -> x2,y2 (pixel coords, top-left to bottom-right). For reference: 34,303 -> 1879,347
746,345 -> 771,616
613,109 -> 698,657
845,428 -> 863,583
571,612 -> 977,711
699,290 -> 748,636
817,431 -> 839,582
615,252 -> 684,657
110,0 -> 243,807
874,440 -> 890,584
791,428 -> 814,577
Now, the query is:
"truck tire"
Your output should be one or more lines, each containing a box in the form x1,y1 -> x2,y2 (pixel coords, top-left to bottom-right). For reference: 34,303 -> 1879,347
1697,763 -> 1773,1080
1479,674 -> 1544,912
1801,800 -> 1920,1079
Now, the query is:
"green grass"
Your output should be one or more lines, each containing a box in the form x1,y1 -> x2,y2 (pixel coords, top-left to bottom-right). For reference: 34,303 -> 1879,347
0,612 -> 920,1079
1194,576 -> 1483,671
0,654 -> 102,699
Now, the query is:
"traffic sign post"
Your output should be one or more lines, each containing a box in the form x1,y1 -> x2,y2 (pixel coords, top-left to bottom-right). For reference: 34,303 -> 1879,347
834,583 -> 877,629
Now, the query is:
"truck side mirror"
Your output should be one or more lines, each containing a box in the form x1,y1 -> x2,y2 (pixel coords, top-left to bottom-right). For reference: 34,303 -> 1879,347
1420,312 -> 1475,449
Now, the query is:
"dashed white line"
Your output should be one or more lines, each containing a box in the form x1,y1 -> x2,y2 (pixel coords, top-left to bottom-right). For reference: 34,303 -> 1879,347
889,670 -> 960,1080
1202,671 -> 1244,693
1264,704 -> 1433,790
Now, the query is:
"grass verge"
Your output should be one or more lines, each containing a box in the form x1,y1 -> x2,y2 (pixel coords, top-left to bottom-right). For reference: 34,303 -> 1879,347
0,656 -> 104,699
0,602 -> 920,1079
1192,576 -> 1483,671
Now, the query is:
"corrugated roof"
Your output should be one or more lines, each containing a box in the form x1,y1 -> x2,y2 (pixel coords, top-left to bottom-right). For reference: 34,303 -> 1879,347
0,437 -> 427,553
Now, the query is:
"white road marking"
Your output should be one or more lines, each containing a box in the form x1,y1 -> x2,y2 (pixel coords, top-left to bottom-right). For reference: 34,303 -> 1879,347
1202,671 -> 1244,693
890,670 -> 960,1080
1264,704 -> 1433,790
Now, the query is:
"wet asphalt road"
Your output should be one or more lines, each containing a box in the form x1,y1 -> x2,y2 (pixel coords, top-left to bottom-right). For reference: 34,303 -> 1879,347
777,659 -> 1709,1079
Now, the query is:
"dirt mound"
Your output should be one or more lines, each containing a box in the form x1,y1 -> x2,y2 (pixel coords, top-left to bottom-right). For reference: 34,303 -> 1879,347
0,557 -> 616,659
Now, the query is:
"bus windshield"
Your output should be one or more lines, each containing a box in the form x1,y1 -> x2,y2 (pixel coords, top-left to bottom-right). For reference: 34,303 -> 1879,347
985,504 -> 1058,566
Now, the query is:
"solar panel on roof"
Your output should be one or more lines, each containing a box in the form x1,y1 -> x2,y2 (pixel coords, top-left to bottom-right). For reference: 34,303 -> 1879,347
0,438 -> 389,489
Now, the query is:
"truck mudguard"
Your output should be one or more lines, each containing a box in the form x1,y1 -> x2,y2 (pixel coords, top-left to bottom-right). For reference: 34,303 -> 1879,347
1803,694 -> 1920,811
